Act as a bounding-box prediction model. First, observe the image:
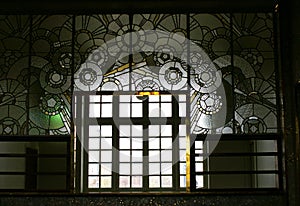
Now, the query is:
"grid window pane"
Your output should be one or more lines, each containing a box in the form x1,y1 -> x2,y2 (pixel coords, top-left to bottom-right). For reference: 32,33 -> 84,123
89,104 -> 100,117
120,125 -> 131,137
101,176 -> 112,188
101,104 -> 112,117
89,125 -> 100,137
88,176 -> 99,188
119,103 -> 130,117
101,125 -> 112,137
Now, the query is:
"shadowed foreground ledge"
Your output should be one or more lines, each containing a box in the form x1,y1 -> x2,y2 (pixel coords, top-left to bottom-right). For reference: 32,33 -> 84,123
0,193 -> 285,206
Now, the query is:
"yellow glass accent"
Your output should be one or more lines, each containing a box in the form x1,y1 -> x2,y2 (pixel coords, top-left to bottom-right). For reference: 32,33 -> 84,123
136,91 -> 160,96
186,120 -> 191,192
104,62 -> 135,77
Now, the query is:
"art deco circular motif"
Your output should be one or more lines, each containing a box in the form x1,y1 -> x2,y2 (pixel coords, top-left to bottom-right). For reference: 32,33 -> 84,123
242,116 -> 267,134
159,61 -> 187,90
100,77 -> 123,91
190,62 -> 222,93
75,62 -> 103,91
39,94 -> 64,116
52,46 -> 81,75
0,116 -> 20,135
197,93 -> 222,115
88,47 -> 109,67
40,63 -> 71,94
0,105 -> 26,135
235,103 -> 276,134
135,77 -> 162,91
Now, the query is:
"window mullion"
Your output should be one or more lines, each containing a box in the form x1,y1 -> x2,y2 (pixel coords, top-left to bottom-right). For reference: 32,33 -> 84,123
112,95 -> 120,191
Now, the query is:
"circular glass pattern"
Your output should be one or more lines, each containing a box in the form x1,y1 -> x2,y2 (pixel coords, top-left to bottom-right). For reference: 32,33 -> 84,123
2,37 -> 28,68
75,62 -> 103,91
154,51 -> 174,66
201,27 -> 232,59
197,93 -> 222,115
4,50 -> 22,67
242,116 -> 267,134
189,51 -> 204,68
240,49 -> 264,71
0,79 -> 27,107
154,36 -> 184,66
159,61 -> 187,90
0,105 -> 26,135
190,62 -> 222,93
39,94 -> 64,116
135,77 -> 162,91
235,103 -> 277,134
31,28 -> 59,57
40,63 -> 71,94
52,46 -> 81,75
100,77 -> 123,91
0,117 -> 20,135
88,47 -> 109,67
220,120 -> 242,134
233,36 -> 274,80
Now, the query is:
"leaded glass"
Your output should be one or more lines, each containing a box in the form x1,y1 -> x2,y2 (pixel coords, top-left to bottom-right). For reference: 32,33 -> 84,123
0,15 -> 30,135
232,13 -> 277,134
29,15 -> 73,135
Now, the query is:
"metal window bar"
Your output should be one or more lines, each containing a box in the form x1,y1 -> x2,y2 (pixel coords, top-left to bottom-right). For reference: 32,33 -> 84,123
190,134 -> 283,191
0,135 -> 71,192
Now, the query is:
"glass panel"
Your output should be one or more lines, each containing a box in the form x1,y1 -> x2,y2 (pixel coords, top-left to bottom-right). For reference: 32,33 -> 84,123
132,125 -> 143,137
101,176 -> 112,188
120,151 -> 131,162
89,125 -> 100,137
149,176 -> 160,188
119,125 -> 131,137
120,138 -> 130,149
89,104 -> 100,118
119,176 -> 130,188
161,163 -> 173,174
179,103 -> 186,117
232,13 -> 277,134
161,176 -> 172,188
101,125 -> 112,137
132,151 -> 143,162
132,138 -> 143,149
29,15 -> 73,135
101,138 -> 112,149
149,163 -> 160,175
101,104 -> 112,117
132,176 -> 143,188
180,176 -> 186,188
161,150 -> 172,162
161,125 -> 172,136
131,103 -> 143,117
161,138 -> 172,149
119,163 -> 131,175
90,95 -> 101,102
88,151 -> 99,162
101,164 -> 112,175
149,125 -> 160,137
89,164 -> 99,175
149,151 -> 160,162
101,151 -> 112,162
149,103 -> 160,117
119,103 -> 130,117
132,163 -> 143,175
88,176 -> 99,188
161,103 -> 172,117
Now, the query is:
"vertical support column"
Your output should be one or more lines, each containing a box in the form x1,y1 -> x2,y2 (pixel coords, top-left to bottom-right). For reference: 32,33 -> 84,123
280,0 -> 300,205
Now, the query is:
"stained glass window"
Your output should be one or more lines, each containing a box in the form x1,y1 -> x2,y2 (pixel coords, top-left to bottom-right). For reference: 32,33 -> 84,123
0,13 -> 280,192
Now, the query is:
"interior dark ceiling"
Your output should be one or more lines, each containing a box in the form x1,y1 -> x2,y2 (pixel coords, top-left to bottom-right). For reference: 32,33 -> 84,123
0,0 -> 277,14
